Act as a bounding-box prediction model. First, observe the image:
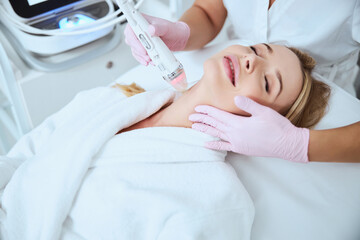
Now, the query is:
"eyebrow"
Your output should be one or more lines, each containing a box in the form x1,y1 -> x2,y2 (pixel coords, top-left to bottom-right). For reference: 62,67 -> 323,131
262,43 -> 282,97
276,71 -> 283,98
262,43 -> 273,53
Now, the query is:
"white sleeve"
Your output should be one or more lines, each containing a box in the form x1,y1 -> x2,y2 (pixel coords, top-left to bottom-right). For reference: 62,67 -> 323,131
0,107 -> 59,195
0,113 -> 58,236
158,208 -> 254,240
353,0 -> 360,44
0,87 -> 129,239
0,87 -> 115,193
1,109 -> 62,183
5,86 -> 113,161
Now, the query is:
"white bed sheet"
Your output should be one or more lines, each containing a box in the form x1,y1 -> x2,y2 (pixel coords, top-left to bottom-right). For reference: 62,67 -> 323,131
115,40 -> 360,240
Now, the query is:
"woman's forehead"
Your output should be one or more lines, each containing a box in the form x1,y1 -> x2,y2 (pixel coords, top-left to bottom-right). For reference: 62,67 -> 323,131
269,44 -> 302,86
269,44 -> 303,109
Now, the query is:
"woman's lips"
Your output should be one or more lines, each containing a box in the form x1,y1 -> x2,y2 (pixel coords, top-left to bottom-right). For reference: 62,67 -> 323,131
223,57 -> 234,85
223,55 -> 240,86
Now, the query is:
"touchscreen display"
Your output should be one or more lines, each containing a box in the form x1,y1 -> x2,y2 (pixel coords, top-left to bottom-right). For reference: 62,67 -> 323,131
11,0 -> 82,18
27,0 -> 48,6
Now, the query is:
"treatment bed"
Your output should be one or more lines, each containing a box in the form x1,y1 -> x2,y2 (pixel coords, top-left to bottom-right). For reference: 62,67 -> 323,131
0,40 -> 359,240
114,40 -> 360,240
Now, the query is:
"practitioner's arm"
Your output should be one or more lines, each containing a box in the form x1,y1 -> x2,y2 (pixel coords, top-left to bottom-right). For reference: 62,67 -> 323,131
179,0 -> 227,50
308,122 -> 360,163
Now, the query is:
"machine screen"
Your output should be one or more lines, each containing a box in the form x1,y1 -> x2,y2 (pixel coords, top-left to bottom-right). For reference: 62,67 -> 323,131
9,0 -> 81,18
27,0 -> 48,6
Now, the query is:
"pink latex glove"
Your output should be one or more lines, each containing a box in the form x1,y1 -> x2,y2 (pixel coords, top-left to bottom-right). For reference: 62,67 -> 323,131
189,96 -> 310,163
124,14 -> 190,66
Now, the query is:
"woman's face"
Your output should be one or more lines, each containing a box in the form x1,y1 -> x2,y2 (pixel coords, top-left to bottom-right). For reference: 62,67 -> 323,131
199,44 -> 303,115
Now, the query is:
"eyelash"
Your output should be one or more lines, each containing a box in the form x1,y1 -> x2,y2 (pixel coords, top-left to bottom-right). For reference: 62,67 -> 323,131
250,46 -> 257,55
250,46 -> 270,93
265,76 -> 269,92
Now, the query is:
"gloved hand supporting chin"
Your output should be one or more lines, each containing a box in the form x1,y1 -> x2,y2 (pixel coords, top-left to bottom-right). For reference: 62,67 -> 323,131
189,96 -> 309,163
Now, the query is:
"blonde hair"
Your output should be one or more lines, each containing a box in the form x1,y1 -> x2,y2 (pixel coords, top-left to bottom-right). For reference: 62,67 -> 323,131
285,47 -> 331,128
111,82 -> 145,97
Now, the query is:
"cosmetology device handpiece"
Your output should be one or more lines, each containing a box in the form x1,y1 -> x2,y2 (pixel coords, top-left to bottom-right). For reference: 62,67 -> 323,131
117,0 -> 188,91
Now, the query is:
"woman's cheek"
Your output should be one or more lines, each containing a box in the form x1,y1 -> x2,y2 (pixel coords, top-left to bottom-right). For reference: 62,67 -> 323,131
204,59 -> 222,78
210,93 -> 241,115
203,60 -> 228,92
237,83 -> 268,105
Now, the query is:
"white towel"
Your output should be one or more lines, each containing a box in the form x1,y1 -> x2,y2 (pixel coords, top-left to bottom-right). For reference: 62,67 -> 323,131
62,127 -> 254,240
0,87 -> 175,240
1,87 -> 254,240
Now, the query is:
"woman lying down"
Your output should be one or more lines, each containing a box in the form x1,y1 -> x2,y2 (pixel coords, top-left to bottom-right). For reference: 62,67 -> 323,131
0,44 -> 330,240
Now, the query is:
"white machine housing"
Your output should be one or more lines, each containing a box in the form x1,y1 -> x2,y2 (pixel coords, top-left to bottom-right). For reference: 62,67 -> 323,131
0,0 -> 115,55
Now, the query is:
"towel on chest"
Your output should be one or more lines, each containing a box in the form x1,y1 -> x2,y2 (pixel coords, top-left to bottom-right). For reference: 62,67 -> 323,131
63,127 -> 254,240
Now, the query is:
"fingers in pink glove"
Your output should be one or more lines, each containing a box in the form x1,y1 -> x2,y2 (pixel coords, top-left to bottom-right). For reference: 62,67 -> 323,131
189,112 -> 228,132
142,13 -> 169,37
124,24 -> 151,64
131,49 -> 148,66
191,123 -> 229,142
132,48 -> 151,63
124,23 -> 153,65
124,24 -> 143,51
142,14 -> 190,51
148,22 -> 172,37
205,141 -> 232,151
189,106 -> 234,152
194,105 -> 236,123
234,96 -> 270,116
130,40 -> 148,57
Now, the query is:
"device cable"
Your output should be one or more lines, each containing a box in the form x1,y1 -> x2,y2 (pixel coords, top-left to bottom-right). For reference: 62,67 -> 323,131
0,41 -> 33,138
0,21 -> 122,72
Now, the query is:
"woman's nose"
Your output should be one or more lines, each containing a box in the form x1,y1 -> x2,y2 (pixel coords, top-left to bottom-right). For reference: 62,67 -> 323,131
243,54 -> 256,74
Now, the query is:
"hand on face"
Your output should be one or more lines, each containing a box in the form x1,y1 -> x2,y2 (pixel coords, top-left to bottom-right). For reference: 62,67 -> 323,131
189,96 -> 309,163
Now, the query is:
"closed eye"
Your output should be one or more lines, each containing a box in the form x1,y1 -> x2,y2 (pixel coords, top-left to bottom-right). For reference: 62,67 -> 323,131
251,46 -> 270,93
250,46 -> 258,55
265,76 -> 269,93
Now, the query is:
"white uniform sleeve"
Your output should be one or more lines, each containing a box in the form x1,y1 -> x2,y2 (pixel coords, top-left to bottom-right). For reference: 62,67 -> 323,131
158,208 -> 253,240
353,0 -> 360,44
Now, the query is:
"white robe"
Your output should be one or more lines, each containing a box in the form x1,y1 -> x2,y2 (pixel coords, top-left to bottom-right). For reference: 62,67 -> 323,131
0,87 -> 254,240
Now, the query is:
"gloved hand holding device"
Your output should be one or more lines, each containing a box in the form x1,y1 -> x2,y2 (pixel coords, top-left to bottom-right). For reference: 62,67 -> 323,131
189,96 -> 310,163
124,14 -> 190,65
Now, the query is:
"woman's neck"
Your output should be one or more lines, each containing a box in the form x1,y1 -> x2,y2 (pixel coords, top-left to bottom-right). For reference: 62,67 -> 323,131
123,80 -> 208,132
